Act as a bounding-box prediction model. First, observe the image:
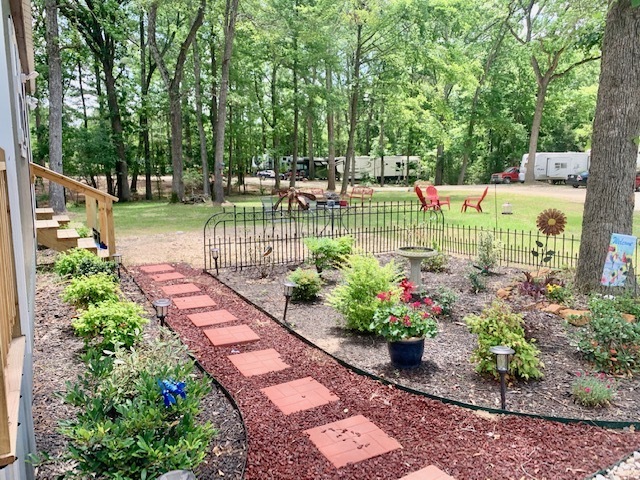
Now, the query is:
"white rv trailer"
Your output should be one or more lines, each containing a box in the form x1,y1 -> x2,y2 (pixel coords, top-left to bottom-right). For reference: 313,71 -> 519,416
336,155 -> 420,181
518,152 -> 590,183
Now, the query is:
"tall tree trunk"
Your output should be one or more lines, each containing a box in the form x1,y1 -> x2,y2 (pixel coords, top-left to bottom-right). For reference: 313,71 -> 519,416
523,78 -> 550,184
183,95 -> 193,164
435,143 -> 445,185
326,63 -> 336,191
45,0 -> 65,213
77,61 -> 88,129
575,0 -> 640,292
290,57 -> 299,188
226,104 -> 233,195
341,23 -> 362,195
139,11 -> 152,200
193,37 -> 210,198
213,0 -> 240,204
379,101 -> 384,186
209,24 -> 218,160
307,106 -> 314,180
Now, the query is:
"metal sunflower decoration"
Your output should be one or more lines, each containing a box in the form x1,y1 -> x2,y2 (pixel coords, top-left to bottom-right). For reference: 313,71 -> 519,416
536,209 -> 567,236
273,187 -> 317,211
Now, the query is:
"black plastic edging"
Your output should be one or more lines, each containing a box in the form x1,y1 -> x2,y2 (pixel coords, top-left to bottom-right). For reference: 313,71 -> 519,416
128,268 -> 249,479
208,270 -> 640,431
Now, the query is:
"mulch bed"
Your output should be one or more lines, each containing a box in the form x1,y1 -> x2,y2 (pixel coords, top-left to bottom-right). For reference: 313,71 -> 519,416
130,262 -> 640,480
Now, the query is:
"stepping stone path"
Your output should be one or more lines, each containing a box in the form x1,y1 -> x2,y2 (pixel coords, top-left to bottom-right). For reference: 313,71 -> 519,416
137,263 -> 451,477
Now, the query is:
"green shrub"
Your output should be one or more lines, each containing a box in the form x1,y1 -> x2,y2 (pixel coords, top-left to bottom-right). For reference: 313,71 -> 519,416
327,254 -> 401,331
465,301 -> 543,380
75,225 -> 91,238
72,300 -> 148,350
54,248 -> 116,279
545,283 -> 573,305
421,243 -> 448,272
60,335 -> 215,478
288,268 -> 323,301
304,236 -> 354,272
612,294 -> 640,318
431,286 -> 458,317
571,371 -> 617,407
62,273 -> 120,309
574,296 -> 640,375
476,232 -> 502,273
468,271 -> 486,293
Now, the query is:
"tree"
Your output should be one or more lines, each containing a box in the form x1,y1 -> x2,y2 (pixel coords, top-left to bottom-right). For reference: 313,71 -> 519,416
192,36 -> 210,198
45,0 -> 65,212
575,0 -> 640,292
148,0 -> 206,202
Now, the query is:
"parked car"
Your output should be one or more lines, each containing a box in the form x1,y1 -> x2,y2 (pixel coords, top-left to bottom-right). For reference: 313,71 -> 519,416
257,169 -> 276,178
567,171 -> 588,188
490,167 -> 519,184
282,170 -> 307,180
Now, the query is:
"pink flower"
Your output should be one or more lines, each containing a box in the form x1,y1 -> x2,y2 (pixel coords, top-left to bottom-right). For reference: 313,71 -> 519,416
423,298 -> 434,306
584,387 -> 591,393
575,372 -> 582,377
412,301 -> 422,308
377,291 -> 391,301
403,316 -> 412,327
389,315 -> 398,324
432,305 -> 442,315
401,292 -> 412,303
421,312 -> 430,319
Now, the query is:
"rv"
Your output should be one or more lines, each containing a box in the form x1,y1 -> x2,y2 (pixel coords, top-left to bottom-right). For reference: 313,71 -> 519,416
336,155 -> 420,181
518,152 -> 590,183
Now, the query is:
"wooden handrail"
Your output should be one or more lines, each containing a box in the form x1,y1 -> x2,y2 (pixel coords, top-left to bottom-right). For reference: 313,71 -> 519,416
30,163 -> 118,201
30,163 -> 118,256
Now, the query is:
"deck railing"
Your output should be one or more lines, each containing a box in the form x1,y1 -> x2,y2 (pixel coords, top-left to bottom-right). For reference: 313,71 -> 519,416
30,163 -> 118,256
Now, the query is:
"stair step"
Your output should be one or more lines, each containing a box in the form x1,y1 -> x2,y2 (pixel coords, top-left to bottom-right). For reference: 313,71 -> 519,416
35,208 -> 54,220
76,237 -> 98,252
52,214 -> 70,225
57,228 -> 80,240
35,219 -> 60,229
97,249 -> 111,259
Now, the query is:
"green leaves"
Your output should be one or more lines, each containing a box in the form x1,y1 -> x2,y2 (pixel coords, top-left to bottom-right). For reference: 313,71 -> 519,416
632,0 -> 640,7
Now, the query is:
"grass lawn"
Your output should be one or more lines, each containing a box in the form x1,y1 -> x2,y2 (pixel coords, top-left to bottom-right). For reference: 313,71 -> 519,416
66,186 -> 640,238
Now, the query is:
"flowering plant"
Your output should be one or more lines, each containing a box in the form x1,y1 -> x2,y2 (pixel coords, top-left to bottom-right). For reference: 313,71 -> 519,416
369,279 -> 441,342
571,371 -> 617,408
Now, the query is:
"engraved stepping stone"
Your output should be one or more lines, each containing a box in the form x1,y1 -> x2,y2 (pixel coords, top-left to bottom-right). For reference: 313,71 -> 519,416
188,309 -> 237,327
204,324 -> 260,347
151,272 -> 185,282
228,348 -> 290,377
398,465 -> 457,480
173,295 -> 216,310
304,415 -> 401,469
261,376 -> 338,414
162,283 -> 201,296
140,264 -> 175,273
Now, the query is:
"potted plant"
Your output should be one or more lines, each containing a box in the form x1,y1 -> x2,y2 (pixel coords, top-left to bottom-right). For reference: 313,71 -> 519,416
370,279 -> 441,369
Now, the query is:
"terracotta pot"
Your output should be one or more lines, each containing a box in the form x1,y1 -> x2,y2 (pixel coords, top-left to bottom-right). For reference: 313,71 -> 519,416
387,337 -> 425,369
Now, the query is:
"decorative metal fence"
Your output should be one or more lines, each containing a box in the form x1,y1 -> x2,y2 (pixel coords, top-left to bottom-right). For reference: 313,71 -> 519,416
203,199 -> 637,278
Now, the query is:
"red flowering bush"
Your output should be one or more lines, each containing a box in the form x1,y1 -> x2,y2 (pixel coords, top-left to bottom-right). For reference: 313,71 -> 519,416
571,371 -> 617,408
370,279 -> 441,342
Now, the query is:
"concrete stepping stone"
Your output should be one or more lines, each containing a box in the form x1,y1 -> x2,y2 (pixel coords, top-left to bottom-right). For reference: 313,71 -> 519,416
228,348 -> 290,377
188,309 -> 237,327
204,324 -> 260,347
304,415 -> 401,469
399,465 -> 456,480
151,272 -> 185,282
261,376 -> 338,414
140,264 -> 175,273
162,283 -> 201,296
173,295 -> 216,310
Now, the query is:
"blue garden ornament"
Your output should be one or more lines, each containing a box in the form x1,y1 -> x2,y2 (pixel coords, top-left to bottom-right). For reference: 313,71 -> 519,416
158,379 -> 186,407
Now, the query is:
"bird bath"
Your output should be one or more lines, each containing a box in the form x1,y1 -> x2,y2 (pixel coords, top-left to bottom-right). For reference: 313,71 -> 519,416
396,247 -> 438,288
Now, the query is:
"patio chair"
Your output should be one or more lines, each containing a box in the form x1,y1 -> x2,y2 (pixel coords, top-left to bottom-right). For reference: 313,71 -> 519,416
461,186 -> 489,213
426,185 -> 450,210
414,186 -> 438,211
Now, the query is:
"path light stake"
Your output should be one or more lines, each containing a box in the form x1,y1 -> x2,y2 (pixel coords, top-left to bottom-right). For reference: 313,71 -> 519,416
111,253 -> 122,278
153,298 -> 171,327
490,345 -> 514,410
210,247 -> 219,276
283,281 -> 296,324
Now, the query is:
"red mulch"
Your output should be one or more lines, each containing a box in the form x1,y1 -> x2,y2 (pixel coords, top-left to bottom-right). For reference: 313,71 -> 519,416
130,263 -> 640,480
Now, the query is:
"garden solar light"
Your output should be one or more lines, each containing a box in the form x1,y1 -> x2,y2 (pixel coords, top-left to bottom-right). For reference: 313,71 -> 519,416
153,298 -> 171,327
283,280 -> 296,323
490,345 -> 514,410
210,247 -> 219,275
111,252 -> 122,278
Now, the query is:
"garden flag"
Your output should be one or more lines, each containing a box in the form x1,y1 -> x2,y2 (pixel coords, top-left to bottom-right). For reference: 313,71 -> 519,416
601,233 -> 637,287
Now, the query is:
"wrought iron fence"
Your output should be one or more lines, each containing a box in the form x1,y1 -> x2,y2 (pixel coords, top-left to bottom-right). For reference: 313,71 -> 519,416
203,199 -> 637,278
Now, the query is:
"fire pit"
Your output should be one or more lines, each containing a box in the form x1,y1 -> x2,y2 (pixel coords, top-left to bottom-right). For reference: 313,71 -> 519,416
396,246 -> 438,288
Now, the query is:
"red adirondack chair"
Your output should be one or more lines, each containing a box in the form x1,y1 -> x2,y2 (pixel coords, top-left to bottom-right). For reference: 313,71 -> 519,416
426,185 -> 450,210
461,186 -> 489,213
415,186 -> 438,211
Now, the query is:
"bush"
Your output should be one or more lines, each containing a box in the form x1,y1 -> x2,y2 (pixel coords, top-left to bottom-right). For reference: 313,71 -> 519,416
72,300 -> 148,350
571,371 -> 617,407
574,296 -> 640,375
476,232 -> 502,273
468,271 -> 486,293
62,273 -> 120,309
465,301 -> 543,380
545,283 -> 573,305
288,269 -> 323,301
304,236 -> 354,272
430,286 -> 458,317
54,248 -> 116,279
327,254 -> 401,331
421,243 -> 448,272
60,334 -> 215,478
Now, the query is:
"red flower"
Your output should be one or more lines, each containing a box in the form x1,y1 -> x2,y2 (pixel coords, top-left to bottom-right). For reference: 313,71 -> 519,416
432,305 -> 442,315
377,291 -> 391,301
400,279 -> 415,294
423,297 -> 434,306
584,387 -> 591,393
400,291 -> 412,303
389,315 -> 398,324
411,301 -> 422,309
403,316 -> 412,327
421,311 -> 430,319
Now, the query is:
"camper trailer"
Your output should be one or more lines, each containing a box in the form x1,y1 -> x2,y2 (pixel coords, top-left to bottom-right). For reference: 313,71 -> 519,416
336,155 -> 420,181
518,152 -> 590,183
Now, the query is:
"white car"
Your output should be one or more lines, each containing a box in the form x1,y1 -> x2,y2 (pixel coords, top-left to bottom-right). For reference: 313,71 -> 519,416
257,169 -> 276,178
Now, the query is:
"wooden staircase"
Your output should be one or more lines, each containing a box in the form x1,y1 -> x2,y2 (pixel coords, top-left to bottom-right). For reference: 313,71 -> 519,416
34,207 -> 110,257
